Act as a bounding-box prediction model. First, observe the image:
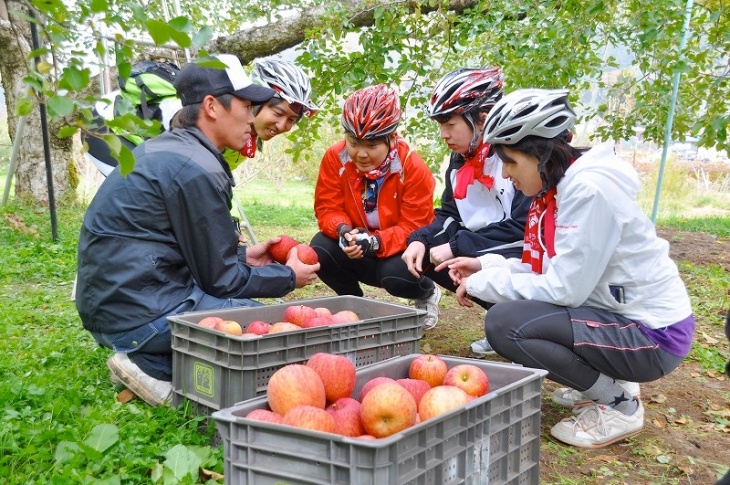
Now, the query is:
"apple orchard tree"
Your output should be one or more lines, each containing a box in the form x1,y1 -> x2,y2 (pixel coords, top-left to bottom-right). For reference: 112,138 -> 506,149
1,0 -> 728,204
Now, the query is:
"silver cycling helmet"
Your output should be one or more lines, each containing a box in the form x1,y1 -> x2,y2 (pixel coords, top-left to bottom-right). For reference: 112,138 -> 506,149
252,59 -> 320,117
483,89 -> 576,145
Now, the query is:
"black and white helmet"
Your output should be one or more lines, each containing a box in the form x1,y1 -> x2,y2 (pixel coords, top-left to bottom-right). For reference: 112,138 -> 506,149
427,67 -> 504,119
483,89 -> 576,145
252,59 -> 319,117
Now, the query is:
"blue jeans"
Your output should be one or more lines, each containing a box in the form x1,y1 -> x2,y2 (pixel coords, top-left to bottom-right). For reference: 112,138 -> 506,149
91,286 -> 261,381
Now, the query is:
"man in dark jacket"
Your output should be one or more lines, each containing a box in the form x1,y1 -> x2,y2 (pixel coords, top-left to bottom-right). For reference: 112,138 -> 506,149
76,54 -> 320,406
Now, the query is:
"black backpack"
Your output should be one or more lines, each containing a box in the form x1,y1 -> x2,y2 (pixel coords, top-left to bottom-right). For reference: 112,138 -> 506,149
117,60 -> 180,122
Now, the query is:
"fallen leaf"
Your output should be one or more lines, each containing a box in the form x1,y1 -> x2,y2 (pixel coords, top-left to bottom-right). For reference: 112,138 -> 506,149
594,454 -> 615,463
701,332 -> 719,345
652,418 -> 666,428
657,455 -> 672,464
674,416 -> 690,425
201,468 -> 224,480
642,444 -> 663,456
116,389 -> 136,403
649,393 -> 667,403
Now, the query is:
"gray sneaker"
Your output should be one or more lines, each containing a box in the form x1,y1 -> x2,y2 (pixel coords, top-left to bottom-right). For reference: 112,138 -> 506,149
415,285 -> 442,329
470,336 -> 496,356
107,353 -> 172,407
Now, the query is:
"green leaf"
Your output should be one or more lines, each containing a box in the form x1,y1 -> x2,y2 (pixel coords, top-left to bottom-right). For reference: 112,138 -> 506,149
117,144 -> 137,175
192,27 -> 214,49
59,66 -> 90,91
47,96 -> 75,117
53,441 -> 81,463
57,125 -> 78,138
168,15 -> 192,32
16,97 -> 34,117
89,0 -> 107,13
146,20 -> 172,45
163,444 -> 202,481
169,30 -> 192,48
83,423 -> 119,454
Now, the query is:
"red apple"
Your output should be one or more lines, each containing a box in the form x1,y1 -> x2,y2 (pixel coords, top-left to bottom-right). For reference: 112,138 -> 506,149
246,409 -> 284,424
283,305 -> 317,326
418,385 -> 471,421
313,307 -> 333,318
217,320 -> 243,336
408,354 -> 448,387
307,353 -> 356,402
326,397 -> 364,437
360,382 -> 417,438
246,320 -> 272,335
358,376 -> 397,402
331,310 -> 360,324
443,364 -> 490,398
269,321 -> 301,333
266,364 -> 327,415
269,235 -> 299,264
300,315 -> 334,328
396,378 -> 432,406
282,405 -> 336,434
293,243 -> 319,265
198,316 -> 223,329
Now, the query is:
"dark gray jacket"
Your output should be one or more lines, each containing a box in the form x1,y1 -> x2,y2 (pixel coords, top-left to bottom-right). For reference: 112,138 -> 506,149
76,127 -> 295,334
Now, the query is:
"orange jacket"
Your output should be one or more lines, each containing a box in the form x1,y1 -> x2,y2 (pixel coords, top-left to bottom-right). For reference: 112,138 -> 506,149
314,138 -> 436,258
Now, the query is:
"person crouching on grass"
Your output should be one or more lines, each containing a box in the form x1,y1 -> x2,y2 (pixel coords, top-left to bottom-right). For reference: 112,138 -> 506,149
309,84 -> 441,328
438,88 -> 695,448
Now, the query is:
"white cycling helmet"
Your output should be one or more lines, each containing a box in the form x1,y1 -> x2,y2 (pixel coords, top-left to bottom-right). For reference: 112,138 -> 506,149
483,89 -> 576,145
251,59 -> 319,117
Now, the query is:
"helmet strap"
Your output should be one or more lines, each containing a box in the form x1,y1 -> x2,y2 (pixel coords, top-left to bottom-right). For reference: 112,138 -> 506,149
463,112 -> 484,157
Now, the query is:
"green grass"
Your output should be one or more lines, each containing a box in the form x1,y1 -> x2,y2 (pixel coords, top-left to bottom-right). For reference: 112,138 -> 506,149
1,176 -> 728,483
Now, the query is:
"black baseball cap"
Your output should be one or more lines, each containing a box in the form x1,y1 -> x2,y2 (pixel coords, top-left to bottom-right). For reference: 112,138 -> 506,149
174,54 -> 276,107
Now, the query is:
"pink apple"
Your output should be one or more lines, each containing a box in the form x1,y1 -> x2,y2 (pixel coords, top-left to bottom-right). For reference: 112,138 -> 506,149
408,354 -> 448,387
396,378 -> 431,406
443,364 -> 490,397
246,320 -> 272,335
217,320 -> 243,336
266,364 -> 327,415
240,332 -> 261,340
307,353 -> 356,402
282,405 -> 336,433
283,305 -> 317,326
331,310 -> 360,324
198,316 -> 223,329
358,376 -> 397,402
360,382 -> 417,438
294,243 -> 319,265
313,307 -> 333,318
269,321 -> 301,333
300,315 -> 334,328
418,385 -> 471,421
326,397 -> 364,437
246,409 -> 284,424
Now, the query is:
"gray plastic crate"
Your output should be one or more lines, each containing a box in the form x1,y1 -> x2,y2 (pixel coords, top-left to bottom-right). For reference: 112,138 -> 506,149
169,296 -> 425,415
212,354 -> 547,485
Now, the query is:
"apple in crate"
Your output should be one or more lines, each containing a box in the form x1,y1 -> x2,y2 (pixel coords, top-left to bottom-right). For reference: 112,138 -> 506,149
300,316 -> 333,328
198,316 -> 223,329
269,321 -> 301,333
282,405 -> 336,433
217,320 -> 243,336
246,320 -> 272,335
443,364 -> 490,397
358,376 -> 397,402
294,243 -> 319,265
283,305 -> 317,326
326,397 -> 364,437
307,353 -> 356,402
396,378 -> 431,407
408,354 -> 448,387
313,307 -> 333,318
246,409 -> 284,424
418,385 -> 471,421
267,364 -> 326,415
360,382 -> 417,438
269,235 -> 299,264
331,310 -> 360,324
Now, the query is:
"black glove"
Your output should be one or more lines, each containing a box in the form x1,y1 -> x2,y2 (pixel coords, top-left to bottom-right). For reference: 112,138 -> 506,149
353,233 -> 381,256
337,224 -> 353,249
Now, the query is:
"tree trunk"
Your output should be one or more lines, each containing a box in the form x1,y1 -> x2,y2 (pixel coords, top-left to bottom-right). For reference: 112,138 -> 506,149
0,0 -> 76,205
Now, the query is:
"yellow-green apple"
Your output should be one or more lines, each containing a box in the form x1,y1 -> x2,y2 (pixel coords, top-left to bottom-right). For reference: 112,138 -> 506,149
246,409 -> 284,424
313,307 -> 333,318
331,310 -> 360,324
269,235 -> 299,264
326,397 -> 364,437
266,364 -> 326,415
294,243 -> 319,265
282,405 -> 336,433
301,315 -> 334,328
360,382 -> 417,438
198,316 -> 223,329
269,321 -> 301,333
358,376 -> 397,402
408,354 -> 447,387
217,320 -> 243,336
417,385 -> 471,421
443,364 -> 490,397
306,353 -> 356,402
283,305 -> 317,326
396,378 -> 431,406
246,320 -> 272,335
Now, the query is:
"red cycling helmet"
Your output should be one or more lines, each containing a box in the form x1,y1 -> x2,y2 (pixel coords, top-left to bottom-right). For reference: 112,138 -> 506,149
427,67 -> 504,119
341,84 -> 401,139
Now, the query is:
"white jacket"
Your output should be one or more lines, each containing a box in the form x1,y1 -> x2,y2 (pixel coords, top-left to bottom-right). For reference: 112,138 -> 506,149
466,143 -> 692,330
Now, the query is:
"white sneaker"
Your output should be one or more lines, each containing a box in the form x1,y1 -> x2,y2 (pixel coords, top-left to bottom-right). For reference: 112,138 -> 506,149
550,400 -> 644,448
552,380 -> 641,408
470,337 -> 496,356
107,353 -> 172,407
415,285 -> 442,329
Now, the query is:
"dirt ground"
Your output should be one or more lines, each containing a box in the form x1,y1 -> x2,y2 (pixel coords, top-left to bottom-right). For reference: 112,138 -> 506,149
427,228 -> 730,484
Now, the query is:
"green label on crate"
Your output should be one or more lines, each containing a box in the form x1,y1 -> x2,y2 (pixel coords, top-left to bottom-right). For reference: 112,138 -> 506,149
193,361 -> 215,397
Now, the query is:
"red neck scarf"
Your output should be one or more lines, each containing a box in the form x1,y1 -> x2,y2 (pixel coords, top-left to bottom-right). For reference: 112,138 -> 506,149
522,188 -> 557,274
453,143 -> 495,200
